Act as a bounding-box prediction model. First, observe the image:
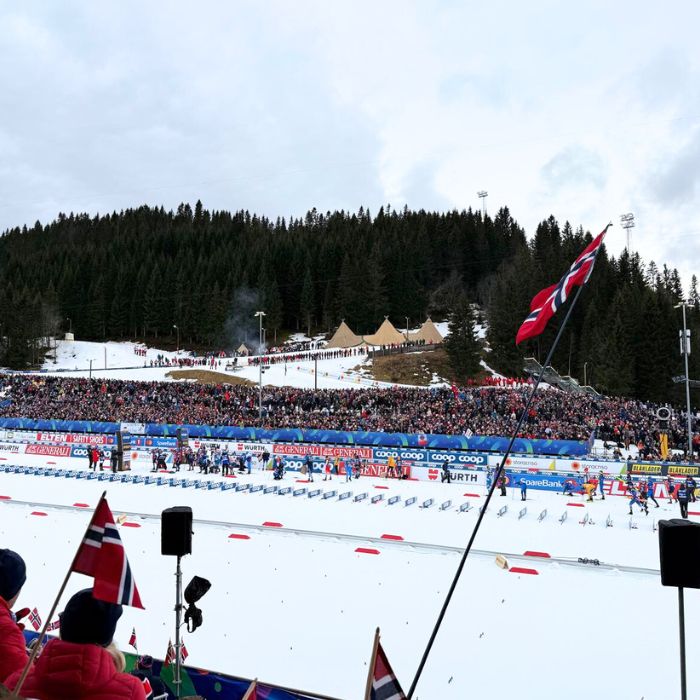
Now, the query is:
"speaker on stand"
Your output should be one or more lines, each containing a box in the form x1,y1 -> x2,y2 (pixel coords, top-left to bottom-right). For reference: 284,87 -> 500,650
162,507 -> 193,699
658,518 -> 700,700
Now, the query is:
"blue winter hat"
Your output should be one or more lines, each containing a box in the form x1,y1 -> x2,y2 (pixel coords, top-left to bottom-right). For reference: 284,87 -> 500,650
60,588 -> 122,646
0,549 -> 26,601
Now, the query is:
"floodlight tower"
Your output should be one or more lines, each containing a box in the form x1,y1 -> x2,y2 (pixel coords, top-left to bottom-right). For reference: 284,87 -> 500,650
477,191 -> 488,217
674,301 -> 694,457
620,213 -> 635,255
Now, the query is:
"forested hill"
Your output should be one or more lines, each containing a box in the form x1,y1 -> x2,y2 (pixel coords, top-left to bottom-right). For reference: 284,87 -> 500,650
0,202 -> 698,403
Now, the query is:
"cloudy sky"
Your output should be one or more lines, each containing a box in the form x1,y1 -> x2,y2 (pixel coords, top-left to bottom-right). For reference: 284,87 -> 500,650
2,1 -> 699,286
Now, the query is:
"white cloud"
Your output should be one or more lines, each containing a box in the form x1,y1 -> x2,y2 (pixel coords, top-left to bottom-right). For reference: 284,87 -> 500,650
1,0 -> 699,287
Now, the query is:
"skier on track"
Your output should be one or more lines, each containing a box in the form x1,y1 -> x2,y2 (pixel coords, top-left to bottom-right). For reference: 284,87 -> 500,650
598,470 -> 606,500
628,485 -> 648,516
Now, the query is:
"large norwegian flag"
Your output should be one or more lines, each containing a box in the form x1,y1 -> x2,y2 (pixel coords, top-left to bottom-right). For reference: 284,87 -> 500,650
516,224 -> 611,345
369,641 -> 406,700
71,496 -> 144,608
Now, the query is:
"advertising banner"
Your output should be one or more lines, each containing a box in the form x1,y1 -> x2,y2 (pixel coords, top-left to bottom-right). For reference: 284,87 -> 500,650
410,464 -> 485,485
272,444 -> 373,459
25,444 -> 71,457
0,443 -> 23,455
36,432 -> 115,445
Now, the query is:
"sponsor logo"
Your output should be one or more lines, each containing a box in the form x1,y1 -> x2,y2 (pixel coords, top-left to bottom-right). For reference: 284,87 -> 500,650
36,432 -> 113,445
668,466 -> 699,476
374,449 -> 426,461
0,443 -> 20,453
273,444 -> 372,459
428,468 -> 439,481
25,444 -> 71,457
428,452 -> 486,465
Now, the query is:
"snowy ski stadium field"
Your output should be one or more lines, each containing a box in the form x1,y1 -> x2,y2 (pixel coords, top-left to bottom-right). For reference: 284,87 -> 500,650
1,457 -> 698,699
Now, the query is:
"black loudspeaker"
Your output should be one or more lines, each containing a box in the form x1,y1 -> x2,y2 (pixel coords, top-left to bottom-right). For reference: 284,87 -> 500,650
658,519 -> 700,588
161,507 -> 193,556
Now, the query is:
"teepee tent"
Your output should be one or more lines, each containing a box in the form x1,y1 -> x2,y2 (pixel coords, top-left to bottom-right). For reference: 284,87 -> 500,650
409,318 -> 444,344
326,320 -> 363,349
237,343 -> 251,356
363,317 -> 407,346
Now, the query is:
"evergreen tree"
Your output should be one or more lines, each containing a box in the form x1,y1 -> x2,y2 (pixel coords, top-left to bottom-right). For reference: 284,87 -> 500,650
445,297 -> 482,380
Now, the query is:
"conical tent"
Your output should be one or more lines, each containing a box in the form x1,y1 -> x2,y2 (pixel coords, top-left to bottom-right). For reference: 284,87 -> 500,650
326,320 -> 363,348
363,317 -> 407,346
237,343 -> 251,355
409,318 -> 444,344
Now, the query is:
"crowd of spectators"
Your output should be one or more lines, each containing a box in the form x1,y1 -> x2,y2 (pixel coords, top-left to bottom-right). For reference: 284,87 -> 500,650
248,347 -> 367,366
0,374 -> 696,457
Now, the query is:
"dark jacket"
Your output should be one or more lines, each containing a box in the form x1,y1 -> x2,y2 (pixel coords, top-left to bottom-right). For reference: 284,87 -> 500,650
6,638 -> 146,700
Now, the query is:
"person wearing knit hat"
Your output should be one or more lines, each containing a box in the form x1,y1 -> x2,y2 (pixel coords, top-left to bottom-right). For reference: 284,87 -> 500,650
5,588 -> 145,700
0,549 -> 29,684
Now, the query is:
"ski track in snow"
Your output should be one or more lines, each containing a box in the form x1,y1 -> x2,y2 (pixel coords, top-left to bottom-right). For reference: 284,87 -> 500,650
0,456 -> 695,699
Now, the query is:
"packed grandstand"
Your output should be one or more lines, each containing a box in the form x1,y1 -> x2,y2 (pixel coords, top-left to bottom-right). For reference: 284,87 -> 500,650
0,373 -> 696,459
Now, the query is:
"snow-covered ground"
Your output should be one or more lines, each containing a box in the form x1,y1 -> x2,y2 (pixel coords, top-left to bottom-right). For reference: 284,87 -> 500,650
1,455 -> 696,699
36,339 -> 382,389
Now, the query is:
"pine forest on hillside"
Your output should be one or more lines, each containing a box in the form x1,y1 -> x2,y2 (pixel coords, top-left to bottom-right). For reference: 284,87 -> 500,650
0,202 -> 698,405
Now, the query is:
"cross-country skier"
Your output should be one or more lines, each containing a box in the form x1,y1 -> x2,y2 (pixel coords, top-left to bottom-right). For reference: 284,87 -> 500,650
646,478 -> 660,508
323,457 -> 332,481
305,454 -> 313,482
519,479 -> 527,501
628,485 -> 648,516
598,470 -> 606,500
665,475 -> 675,504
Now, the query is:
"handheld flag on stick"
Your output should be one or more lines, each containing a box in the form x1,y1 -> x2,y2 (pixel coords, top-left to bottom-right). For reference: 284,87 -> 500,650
365,628 -> 406,700
129,627 -> 138,652
28,608 -> 41,632
164,639 -> 176,668
242,679 -> 258,700
72,495 -> 144,608
12,491 -> 144,697
516,224 -> 611,345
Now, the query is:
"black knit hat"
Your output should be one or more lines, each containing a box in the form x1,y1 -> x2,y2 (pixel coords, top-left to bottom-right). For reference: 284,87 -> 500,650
60,588 -> 122,646
0,549 -> 26,602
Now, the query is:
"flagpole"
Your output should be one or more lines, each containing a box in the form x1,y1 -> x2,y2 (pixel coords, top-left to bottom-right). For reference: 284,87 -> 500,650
407,285 -> 588,698
242,678 -> 258,700
12,491 -> 107,697
364,627 -> 381,700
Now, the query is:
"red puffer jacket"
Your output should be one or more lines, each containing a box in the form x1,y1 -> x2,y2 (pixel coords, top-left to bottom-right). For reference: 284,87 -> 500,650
0,596 -> 28,683
5,639 -> 146,700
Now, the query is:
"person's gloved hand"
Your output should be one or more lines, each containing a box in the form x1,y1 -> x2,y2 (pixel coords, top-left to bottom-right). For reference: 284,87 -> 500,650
14,606 -> 30,631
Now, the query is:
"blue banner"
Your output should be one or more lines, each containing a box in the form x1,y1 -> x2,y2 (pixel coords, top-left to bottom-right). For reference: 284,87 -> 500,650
0,418 -> 589,456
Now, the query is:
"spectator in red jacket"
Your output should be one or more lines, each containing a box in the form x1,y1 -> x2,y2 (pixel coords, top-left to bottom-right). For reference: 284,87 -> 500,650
0,549 -> 29,684
6,588 -> 145,700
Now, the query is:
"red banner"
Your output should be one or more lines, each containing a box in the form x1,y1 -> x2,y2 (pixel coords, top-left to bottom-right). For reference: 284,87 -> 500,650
25,444 -> 71,457
273,444 -> 372,459
36,432 -> 113,445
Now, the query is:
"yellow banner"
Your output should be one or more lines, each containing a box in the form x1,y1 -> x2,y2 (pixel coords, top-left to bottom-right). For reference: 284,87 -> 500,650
660,433 -> 669,460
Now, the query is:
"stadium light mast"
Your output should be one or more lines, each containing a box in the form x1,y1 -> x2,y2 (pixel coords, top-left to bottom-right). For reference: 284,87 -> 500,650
254,311 -> 266,422
675,301 -> 694,457
620,213 -> 635,255
477,191 -> 488,217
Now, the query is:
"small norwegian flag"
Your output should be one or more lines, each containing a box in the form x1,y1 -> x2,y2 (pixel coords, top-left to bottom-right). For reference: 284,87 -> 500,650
128,627 -> 138,652
46,619 -> 60,632
180,642 -> 189,663
164,639 -> 176,668
28,608 -> 42,632
71,496 -> 144,608
366,629 -> 406,700
141,677 -> 153,698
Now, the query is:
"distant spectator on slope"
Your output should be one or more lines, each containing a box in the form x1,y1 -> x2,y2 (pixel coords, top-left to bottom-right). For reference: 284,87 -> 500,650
0,549 -> 29,683
5,588 -> 146,700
